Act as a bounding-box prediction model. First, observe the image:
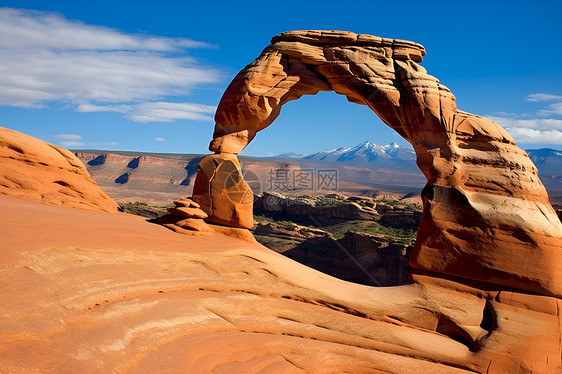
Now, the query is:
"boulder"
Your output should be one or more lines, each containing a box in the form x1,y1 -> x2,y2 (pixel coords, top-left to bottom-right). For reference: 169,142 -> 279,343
174,198 -> 201,208
167,206 -> 208,219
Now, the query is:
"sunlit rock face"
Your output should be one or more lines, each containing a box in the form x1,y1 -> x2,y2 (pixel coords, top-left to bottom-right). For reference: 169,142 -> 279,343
0,127 -> 118,212
198,30 -> 562,298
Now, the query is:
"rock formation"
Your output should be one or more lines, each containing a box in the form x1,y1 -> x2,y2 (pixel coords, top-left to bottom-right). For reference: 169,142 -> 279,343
157,197 -> 214,236
194,30 -> 562,298
192,153 -> 254,229
0,127 -> 118,212
253,192 -> 422,228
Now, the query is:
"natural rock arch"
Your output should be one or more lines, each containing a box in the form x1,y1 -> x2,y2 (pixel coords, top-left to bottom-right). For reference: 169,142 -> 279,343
193,30 -> 562,298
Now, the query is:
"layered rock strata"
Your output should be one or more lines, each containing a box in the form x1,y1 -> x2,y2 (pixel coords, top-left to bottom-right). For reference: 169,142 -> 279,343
194,30 -> 562,298
157,198 -> 214,236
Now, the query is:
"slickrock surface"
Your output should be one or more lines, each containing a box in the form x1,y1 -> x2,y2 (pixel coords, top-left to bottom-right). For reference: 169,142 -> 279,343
203,30 -> 562,298
1,193 -> 560,373
0,127 -> 118,212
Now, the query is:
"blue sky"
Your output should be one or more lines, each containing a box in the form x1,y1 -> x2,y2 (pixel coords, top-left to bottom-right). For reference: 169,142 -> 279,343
1,0 -> 561,156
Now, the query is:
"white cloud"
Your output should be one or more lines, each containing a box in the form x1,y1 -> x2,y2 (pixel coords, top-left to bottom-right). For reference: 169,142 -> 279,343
0,8 -> 219,111
127,102 -> 216,123
502,127 -> 562,144
52,134 -> 118,148
486,94 -> 562,146
487,116 -> 562,144
76,101 -> 215,123
0,8 -> 209,51
155,137 -> 166,142
76,104 -> 132,113
488,117 -> 562,130
54,134 -> 85,146
538,102 -> 562,116
54,134 -> 83,141
526,93 -> 562,102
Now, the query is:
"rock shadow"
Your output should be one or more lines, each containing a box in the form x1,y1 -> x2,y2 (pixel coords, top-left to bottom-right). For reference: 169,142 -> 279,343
282,234 -> 412,287
87,154 -> 105,166
180,157 -> 202,186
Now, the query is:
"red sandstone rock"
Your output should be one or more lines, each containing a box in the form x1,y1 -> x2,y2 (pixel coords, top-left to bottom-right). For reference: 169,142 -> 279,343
167,206 -> 208,219
158,203 -> 214,236
173,198 -> 201,209
192,154 -> 254,229
0,127 -> 118,212
201,30 -> 562,298
0,194 -> 560,373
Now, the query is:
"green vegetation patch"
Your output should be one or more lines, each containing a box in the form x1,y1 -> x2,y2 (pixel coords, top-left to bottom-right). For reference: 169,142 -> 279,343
325,220 -> 417,242
374,199 -> 422,210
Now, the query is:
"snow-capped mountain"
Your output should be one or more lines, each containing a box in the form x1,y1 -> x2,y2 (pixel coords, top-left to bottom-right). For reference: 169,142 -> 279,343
276,141 -> 416,166
276,144 -> 562,188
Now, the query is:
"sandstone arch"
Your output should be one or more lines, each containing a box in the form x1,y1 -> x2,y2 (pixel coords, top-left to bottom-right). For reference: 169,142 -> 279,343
193,30 -> 562,298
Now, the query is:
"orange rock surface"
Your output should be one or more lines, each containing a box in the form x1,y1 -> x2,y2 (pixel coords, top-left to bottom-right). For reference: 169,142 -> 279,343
192,153 -> 254,229
1,194 -> 560,373
202,30 -> 562,298
157,197 -> 215,236
0,127 -> 118,212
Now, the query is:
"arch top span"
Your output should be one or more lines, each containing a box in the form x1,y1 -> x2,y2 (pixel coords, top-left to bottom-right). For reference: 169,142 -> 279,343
270,30 -> 426,59
194,30 -> 562,298
210,30 -> 460,155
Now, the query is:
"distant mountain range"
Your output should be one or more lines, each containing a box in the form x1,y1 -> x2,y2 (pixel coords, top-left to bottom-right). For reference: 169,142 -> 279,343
276,141 -> 417,169
277,141 -> 562,173
274,142 -> 562,196
73,143 -> 562,204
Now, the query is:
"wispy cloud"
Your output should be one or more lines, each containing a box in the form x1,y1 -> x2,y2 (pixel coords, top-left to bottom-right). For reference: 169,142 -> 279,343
488,117 -> 562,131
488,94 -> 562,144
76,104 -> 132,113
77,101 -> 215,123
54,134 -> 85,147
54,134 -> 83,141
526,93 -> 562,102
127,102 -> 216,123
489,117 -> 562,145
52,133 -> 118,148
538,102 -> 562,116
0,8 -> 219,118
500,127 -> 562,144
155,137 -> 166,142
